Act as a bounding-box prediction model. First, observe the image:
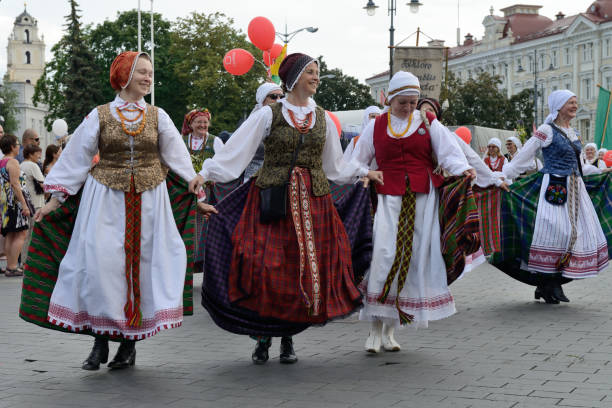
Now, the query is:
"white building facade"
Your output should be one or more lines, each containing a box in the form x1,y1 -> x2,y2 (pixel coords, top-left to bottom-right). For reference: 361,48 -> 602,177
3,7 -> 51,148
365,1 -> 612,142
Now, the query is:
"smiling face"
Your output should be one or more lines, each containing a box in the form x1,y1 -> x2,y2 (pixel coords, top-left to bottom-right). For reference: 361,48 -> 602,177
585,145 -> 597,161
505,140 -> 517,155
190,116 -> 210,138
487,145 -> 500,157
390,95 -> 418,120
599,150 -> 606,159
294,62 -> 319,96
558,96 -> 578,122
125,56 -> 153,99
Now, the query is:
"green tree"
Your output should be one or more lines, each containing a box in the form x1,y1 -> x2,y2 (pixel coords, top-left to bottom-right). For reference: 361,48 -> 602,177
33,0 -> 103,131
87,10 -> 180,123
314,57 -> 377,111
170,12 -> 264,133
0,84 -> 19,133
441,71 -> 534,130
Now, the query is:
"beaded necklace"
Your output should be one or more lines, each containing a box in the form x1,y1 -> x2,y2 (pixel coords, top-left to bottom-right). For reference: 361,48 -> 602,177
288,110 -> 313,134
387,112 -> 413,138
190,134 -> 206,151
117,107 -> 147,137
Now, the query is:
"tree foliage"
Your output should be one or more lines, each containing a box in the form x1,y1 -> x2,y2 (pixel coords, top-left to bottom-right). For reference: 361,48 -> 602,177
440,71 -> 534,130
0,84 -> 19,133
33,0 -> 103,132
170,12 -> 264,133
314,57 -> 377,111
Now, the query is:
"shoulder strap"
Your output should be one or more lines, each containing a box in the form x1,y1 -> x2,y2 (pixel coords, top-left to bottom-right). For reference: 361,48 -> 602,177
285,134 -> 304,183
549,123 -> 583,177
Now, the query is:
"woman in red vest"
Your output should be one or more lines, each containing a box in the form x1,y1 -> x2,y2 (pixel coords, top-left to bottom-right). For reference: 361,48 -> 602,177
484,137 -> 506,172
351,71 -> 476,353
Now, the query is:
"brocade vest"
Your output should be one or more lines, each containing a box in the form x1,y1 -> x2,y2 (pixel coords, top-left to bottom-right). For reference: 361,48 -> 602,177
540,125 -> 582,176
90,103 -> 168,193
255,103 -> 330,196
373,111 -> 443,196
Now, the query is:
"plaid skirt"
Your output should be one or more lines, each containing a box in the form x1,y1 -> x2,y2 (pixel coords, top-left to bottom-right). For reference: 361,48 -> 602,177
203,170 -> 371,335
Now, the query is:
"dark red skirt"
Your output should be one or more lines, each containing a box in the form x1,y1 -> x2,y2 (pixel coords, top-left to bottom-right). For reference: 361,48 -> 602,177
228,168 -> 361,323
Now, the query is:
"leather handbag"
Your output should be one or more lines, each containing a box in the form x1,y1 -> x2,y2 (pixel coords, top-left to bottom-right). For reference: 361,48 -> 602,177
260,134 -> 304,223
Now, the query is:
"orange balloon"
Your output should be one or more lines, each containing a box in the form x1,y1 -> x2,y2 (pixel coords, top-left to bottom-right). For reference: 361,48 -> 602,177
248,17 -> 275,51
604,150 -> 612,167
455,126 -> 472,144
223,48 -> 254,76
263,43 -> 284,66
326,110 -> 342,137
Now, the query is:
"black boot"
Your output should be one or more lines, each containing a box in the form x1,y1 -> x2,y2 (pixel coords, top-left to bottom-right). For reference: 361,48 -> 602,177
550,280 -> 570,302
252,337 -> 271,365
279,336 -> 298,364
108,340 -> 136,369
82,338 -> 109,370
539,277 -> 560,304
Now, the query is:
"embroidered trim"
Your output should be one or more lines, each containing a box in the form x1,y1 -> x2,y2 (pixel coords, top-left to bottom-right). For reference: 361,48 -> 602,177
534,130 -> 547,141
43,184 -> 70,194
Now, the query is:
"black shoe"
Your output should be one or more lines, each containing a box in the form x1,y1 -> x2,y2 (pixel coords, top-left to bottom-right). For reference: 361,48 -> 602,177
82,338 -> 109,370
539,284 -> 560,304
279,337 -> 298,364
535,286 -> 542,300
551,282 -> 570,302
108,340 -> 136,369
252,337 -> 271,365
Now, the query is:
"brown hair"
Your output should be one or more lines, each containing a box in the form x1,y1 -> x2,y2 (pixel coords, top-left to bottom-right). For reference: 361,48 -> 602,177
43,144 -> 61,174
0,134 -> 18,155
23,144 -> 42,159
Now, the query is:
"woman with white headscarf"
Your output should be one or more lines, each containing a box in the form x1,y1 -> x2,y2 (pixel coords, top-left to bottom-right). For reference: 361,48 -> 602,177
498,90 -> 609,304
342,106 -> 381,162
581,142 -> 607,171
483,137 -> 507,172
505,136 -> 542,178
350,71 -> 476,353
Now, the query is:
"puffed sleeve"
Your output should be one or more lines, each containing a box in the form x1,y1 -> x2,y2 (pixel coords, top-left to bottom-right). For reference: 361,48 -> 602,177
502,134 -> 544,180
199,106 -> 272,183
44,108 -> 100,197
349,120 -> 376,173
452,133 -> 503,187
157,107 -> 196,182
322,112 -> 368,184
429,119 -> 471,176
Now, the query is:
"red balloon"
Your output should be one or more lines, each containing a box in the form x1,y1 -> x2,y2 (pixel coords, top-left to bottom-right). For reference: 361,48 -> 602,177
248,17 -> 275,51
263,43 -> 283,66
223,48 -> 254,76
455,126 -> 472,144
604,150 -> 612,167
326,110 -> 342,137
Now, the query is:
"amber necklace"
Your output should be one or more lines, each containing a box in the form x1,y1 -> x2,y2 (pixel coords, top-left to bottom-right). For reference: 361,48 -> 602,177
288,110 -> 313,134
117,107 -> 146,136
387,112 -> 413,138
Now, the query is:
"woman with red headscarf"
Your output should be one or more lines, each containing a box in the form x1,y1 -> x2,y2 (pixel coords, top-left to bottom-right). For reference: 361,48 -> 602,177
19,51 -> 213,371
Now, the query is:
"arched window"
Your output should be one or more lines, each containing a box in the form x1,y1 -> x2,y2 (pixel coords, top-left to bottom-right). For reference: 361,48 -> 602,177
25,51 -> 31,64
25,29 -> 30,43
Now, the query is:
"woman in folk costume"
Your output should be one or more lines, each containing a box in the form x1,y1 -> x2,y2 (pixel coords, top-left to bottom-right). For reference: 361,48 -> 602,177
189,53 -> 382,364
20,51 -> 209,370
243,82 -> 284,183
497,90 -> 609,303
484,137 -> 507,172
342,106 -> 382,162
598,148 -> 608,161
504,136 -> 542,180
581,142 -> 608,172
350,72 -> 476,353
181,108 -> 223,269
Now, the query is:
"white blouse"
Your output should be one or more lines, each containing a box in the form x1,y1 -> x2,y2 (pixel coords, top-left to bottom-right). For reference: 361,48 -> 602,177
199,98 -> 368,184
350,111 -> 472,179
45,96 -> 196,198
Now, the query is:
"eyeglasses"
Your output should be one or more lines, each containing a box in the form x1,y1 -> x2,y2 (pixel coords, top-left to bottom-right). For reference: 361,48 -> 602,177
34,138 -> 40,142
267,94 -> 283,100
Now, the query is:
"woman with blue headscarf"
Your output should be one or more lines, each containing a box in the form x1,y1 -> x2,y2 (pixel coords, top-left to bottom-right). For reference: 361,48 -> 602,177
497,90 -> 609,304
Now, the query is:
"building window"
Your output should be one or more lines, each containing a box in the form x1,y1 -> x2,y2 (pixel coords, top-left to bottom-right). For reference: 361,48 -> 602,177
539,54 -> 545,70
516,57 -> 521,70
552,50 -> 558,67
605,38 -> 612,57
528,55 -> 533,73
580,119 -> 591,141
552,85 -> 558,92
25,29 -> 30,43
583,78 -> 592,100
25,51 -> 31,64
564,48 -> 572,65
583,43 -> 593,62
606,75 -> 612,91
565,81 -> 571,90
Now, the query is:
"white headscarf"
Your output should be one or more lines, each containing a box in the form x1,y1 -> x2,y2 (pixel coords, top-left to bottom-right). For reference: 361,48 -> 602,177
598,148 -> 608,155
582,142 -> 599,164
506,136 -> 522,150
251,82 -> 283,114
545,89 -> 576,124
384,71 -> 420,112
487,137 -> 502,150
361,106 -> 382,133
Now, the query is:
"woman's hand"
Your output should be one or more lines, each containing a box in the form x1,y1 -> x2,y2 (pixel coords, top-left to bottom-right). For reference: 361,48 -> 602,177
34,198 -> 61,222
463,169 -> 476,179
189,174 -> 205,194
21,206 -> 31,218
362,170 -> 383,188
499,181 -> 510,192
196,202 -> 218,220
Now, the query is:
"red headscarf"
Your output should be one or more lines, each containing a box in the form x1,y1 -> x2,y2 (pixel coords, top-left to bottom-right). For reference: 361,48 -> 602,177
181,109 -> 211,136
110,51 -> 149,91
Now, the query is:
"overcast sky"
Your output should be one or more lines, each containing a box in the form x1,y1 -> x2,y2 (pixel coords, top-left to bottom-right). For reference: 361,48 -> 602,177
0,0 -> 593,84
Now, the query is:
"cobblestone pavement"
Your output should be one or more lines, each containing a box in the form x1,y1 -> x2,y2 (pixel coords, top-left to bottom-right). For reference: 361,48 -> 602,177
1,262 -> 612,408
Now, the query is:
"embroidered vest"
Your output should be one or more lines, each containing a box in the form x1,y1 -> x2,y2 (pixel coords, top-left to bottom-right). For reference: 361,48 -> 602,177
255,103 -> 330,196
484,155 -> 505,172
183,133 -> 216,160
91,103 -> 168,193
541,126 -> 581,176
373,111 -> 443,196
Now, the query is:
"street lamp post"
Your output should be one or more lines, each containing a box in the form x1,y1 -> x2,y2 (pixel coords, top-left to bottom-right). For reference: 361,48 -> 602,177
275,24 -> 318,44
517,49 -> 554,126
364,0 -> 423,82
